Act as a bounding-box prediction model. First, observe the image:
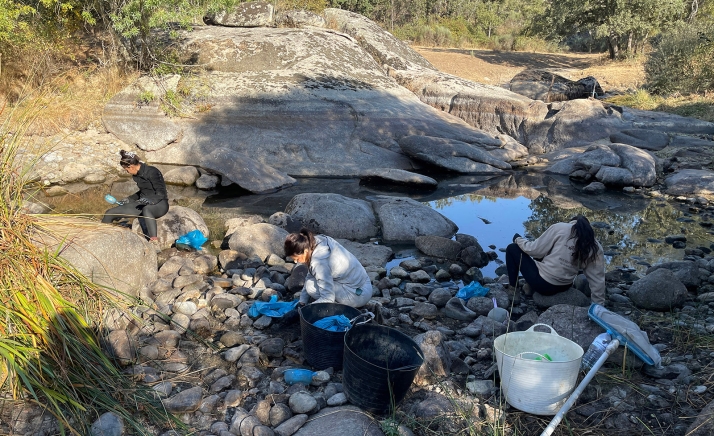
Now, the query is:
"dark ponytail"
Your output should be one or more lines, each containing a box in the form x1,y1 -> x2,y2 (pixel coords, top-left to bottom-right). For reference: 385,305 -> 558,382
284,228 -> 316,265
119,150 -> 141,167
570,215 -> 598,266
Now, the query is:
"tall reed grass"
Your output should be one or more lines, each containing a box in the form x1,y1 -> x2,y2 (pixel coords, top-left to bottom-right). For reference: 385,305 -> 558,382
0,101 -> 177,434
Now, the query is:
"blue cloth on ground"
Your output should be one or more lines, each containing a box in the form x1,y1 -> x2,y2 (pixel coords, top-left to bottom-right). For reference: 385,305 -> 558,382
248,295 -> 299,318
313,315 -> 352,332
456,281 -> 489,300
176,230 -> 208,250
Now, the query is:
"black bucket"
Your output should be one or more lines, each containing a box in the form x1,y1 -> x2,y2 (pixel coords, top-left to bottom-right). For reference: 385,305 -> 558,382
343,324 -> 424,415
299,302 -> 361,370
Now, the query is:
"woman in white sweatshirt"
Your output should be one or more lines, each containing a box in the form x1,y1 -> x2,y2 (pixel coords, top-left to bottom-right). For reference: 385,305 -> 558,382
506,215 -> 606,305
284,228 -> 372,308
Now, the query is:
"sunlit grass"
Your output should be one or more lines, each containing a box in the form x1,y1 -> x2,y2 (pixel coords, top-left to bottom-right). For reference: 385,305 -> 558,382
0,99 -> 179,434
605,89 -> 714,123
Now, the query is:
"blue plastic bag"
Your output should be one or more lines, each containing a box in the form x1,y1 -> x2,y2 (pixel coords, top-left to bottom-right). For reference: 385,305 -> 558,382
176,230 -> 208,251
248,295 -> 299,318
313,315 -> 352,332
456,281 -> 489,300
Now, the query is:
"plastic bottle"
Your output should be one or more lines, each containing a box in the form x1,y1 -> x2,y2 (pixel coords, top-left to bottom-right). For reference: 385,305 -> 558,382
581,332 -> 612,370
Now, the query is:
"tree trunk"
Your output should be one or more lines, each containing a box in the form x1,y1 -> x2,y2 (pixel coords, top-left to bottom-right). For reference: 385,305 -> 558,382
607,34 -> 619,59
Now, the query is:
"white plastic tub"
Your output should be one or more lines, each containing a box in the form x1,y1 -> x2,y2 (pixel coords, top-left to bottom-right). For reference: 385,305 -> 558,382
493,323 -> 584,415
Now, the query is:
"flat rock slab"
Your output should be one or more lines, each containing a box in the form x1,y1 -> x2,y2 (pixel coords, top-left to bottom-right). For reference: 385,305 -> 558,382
293,406 -> 385,436
399,135 -> 509,174
201,147 -> 296,194
507,69 -> 603,102
610,129 -> 670,151
361,168 -> 437,186
665,169 -> 714,197
102,75 -> 183,152
204,1 -> 274,27
337,239 -> 394,268
623,107 -> 714,135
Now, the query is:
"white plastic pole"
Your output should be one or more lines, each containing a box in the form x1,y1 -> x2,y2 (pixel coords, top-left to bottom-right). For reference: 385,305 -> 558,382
540,338 -> 620,436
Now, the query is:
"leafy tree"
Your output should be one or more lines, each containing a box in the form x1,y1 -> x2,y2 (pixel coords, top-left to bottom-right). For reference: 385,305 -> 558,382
534,0 -> 687,58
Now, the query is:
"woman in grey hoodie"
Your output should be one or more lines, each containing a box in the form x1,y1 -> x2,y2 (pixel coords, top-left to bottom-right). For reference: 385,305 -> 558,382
285,229 -> 372,308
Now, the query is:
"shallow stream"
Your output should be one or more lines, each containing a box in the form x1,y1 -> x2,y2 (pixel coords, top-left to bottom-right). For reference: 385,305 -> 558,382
46,171 -> 714,279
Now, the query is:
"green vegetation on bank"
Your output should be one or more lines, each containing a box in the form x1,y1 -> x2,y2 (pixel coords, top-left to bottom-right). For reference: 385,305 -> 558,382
0,102 -> 180,434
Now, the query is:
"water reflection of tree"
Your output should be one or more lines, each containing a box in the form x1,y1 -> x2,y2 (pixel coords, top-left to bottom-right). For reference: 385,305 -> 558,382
525,195 -> 714,273
429,194 -> 498,209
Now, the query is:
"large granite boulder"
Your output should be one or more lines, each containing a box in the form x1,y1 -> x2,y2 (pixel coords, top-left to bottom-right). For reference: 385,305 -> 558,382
398,135 -> 510,173
536,305 -> 602,350
627,268 -> 687,311
370,196 -> 458,242
507,69 -> 604,102
204,1 -> 274,27
103,25 -> 502,180
323,8 -> 435,71
337,239 -> 394,268
646,261 -> 703,290
33,217 -> 157,297
548,142 -> 657,187
284,193 -> 378,240
665,169 -> 714,198
131,206 -> 209,251
415,235 -> 462,259
228,223 -> 288,261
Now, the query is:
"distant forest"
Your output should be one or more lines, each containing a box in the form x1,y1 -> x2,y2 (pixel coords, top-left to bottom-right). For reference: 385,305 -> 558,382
1,0 -> 712,95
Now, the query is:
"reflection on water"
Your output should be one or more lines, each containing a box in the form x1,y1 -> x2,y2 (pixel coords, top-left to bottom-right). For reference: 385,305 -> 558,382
214,172 -> 713,279
44,172 -> 714,279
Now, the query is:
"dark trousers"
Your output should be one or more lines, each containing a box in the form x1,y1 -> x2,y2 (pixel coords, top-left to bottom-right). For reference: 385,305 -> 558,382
506,243 -> 572,296
102,199 -> 169,238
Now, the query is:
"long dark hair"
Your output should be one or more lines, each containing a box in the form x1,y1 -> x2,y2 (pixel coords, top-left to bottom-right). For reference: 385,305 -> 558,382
284,228 -> 316,265
119,150 -> 141,167
570,215 -> 598,266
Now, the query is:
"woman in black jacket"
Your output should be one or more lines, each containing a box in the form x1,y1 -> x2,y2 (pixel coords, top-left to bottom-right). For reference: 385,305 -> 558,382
102,150 -> 169,249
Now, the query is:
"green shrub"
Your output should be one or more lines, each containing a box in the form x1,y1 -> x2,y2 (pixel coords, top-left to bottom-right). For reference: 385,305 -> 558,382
645,22 -> 714,95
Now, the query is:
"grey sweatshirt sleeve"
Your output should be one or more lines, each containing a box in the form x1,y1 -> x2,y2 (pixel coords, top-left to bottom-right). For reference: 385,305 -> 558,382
515,222 -> 565,258
309,244 -> 336,303
584,249 -> 607,305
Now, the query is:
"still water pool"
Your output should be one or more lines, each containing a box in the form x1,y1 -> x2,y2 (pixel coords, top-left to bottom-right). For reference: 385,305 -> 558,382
203,172 -> 714,279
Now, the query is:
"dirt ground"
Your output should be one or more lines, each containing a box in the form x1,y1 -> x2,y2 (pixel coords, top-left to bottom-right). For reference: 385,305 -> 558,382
413,47 -> 645,92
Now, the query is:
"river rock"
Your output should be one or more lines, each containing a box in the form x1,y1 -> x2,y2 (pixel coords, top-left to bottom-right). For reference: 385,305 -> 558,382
336,239 -> 394,268
443,297 -> 478,321
415,235 -> 462,259
370,196 -> 458,242
646,261 -> 703,289
360,168 -> 437,186
627,268 -> 687,310
664,169 -> 714,198
536,304 -> 602,350
90,412 -> 124,436
292,405 -> 384,436
274,414 -> 307,436
413,330 -> 451,385
204,1 -> 274,27
399,135 -> 509,173
284,193 -> 378,240
228,223 -> 288,261
33,217 -> 157,297
686,399 -> 714,436
162,386 -> 203,413
507,69 -> 604,102
532,287 -> 591,309
288,392 -> 317,414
